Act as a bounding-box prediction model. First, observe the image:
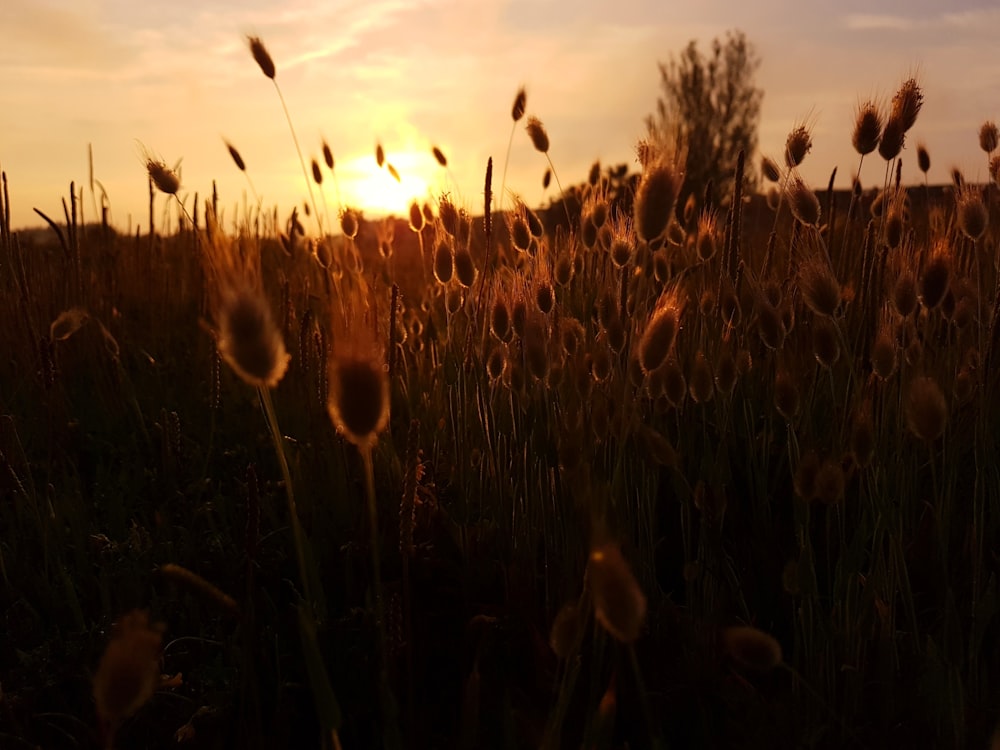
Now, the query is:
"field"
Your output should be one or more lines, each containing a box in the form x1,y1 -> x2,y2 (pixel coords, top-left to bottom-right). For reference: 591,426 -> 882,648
2,55 -> 1000,750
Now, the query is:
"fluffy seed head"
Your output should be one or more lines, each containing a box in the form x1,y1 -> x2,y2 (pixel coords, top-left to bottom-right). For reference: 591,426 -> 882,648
919,244 -> 951,310
145,156 -> 180,196
871,329 -> 897,381
812,317 -> 841,368
225,139 -> 246,171
588,543 -> 647,644
247,36 -> 276,79
852,100 -> 883,156
454,247 -> 476,288
761,156 -> 781,183
511,87 -> 527,122
723,626 -> 782,673
980,121 -> 999,153
525,116 -> 549,153
311,158 -> 322,185
432,145 -> 447,166
93,610 -> 163,737
638,292 -> 682,373
322,141 -> 334,169
634,156 -> 684,243
905,376 -> 947,441
328,347 -> 389,449
798,255 -> 840,317
432,240 -> 453,284
891,77 -> 923,133
892,272 -> 918,318
785,124 -> 813,168
956,184 -> 988,241
340,209 -> 358,239
787,175 -> 821,226
878,116 -> 906,161
217,286 -> 290,389
917,142 -> 931,174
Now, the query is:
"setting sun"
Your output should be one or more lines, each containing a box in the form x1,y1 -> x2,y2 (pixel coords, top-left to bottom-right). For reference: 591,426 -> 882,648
335,150 -> 440,218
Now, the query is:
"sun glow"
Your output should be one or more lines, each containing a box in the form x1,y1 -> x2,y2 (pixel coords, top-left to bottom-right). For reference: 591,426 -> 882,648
335,151 -> 440,218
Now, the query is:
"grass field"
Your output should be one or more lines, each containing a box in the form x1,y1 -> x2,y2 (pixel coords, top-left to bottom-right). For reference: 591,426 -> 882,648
2,45 -> 1000,749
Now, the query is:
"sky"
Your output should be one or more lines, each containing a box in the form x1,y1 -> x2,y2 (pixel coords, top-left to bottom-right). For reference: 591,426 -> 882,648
1,0 -> 998,231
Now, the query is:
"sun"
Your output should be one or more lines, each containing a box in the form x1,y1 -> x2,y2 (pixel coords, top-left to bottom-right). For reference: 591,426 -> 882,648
338,151 -> 437,218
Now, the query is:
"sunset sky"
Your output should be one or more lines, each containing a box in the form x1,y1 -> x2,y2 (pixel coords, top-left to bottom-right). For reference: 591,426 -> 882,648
1,0 -> 998,231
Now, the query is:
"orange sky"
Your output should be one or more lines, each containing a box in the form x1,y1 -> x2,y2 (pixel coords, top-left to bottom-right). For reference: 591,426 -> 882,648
1,0 -> 998,231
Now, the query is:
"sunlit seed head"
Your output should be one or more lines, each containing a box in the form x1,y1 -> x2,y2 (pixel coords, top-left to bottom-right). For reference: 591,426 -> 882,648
663,359 -> 687,407
798,255 -> 840,317
146,157 -> 180,196
588,543 -> 647,644
852,99 -> 883,156
525,116 -> 550,153
634,157 -> 683,244
491,298 -> 511,342
311,158 -> 322,186
905,375 -> 947,441
919,244 -> 951,310
956,184 -> 988,241
917,142 -> 931,174
878,116 -> 906,161
511,217 -> 532,253
93,610 -> 164,738
224,139 -> 246,172
433,240 -> 454,285
891,77 -> 923,133
340,209 -> 358,239
761,156 -> 782,183
328,352 -> 389,449
247,35 -> 276,79
432,145 -> 448,167
218,287 -> 290,389
638,294 -> 681,374
454,247 -> 476,288
787,174 -> 820,226
871,331 -> 897,381
511,86 -> 527,122
722,626 -> 782,673
784,124 -> 813,168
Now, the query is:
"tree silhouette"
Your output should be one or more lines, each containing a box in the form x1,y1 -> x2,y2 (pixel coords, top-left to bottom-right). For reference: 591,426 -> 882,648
647,30 -> 763,213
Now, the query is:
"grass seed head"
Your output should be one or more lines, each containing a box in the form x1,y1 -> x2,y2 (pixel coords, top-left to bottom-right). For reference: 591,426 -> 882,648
525,116 -> 550,153
328,346 -> 390,450
798,254 -> 840,317
761,155 -> 781,183
956,184 -> 988,241
785,124 -> 813,168
511,86 -> 527,122
878,116 -> 906,161
218,286 -> 290,389
638,291 -> 682,374
688,350 -> 714,404
980,121 -> 999,153
433,240 -> 454,284
919,244 -> 951,310
812,317 -> 841,368
93,610 -> 164,739
787,174 -> 821,226
634,155 -> 684,244
723,626 -> 783,673
891,77 -> 923,133
852,99 -> 883,156
225,139 -> 246,171
917,142 -> 931,173
247,35 -> 276,79
905,375 -> 947,441
454,247 -> 476,287
588,543 -> 647,644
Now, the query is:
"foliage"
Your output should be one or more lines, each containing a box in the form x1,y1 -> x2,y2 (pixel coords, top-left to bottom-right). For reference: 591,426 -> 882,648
648,29 -> 763,210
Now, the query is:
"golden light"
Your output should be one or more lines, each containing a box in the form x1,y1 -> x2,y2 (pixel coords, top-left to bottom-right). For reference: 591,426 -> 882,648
338,151 -> 439,218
